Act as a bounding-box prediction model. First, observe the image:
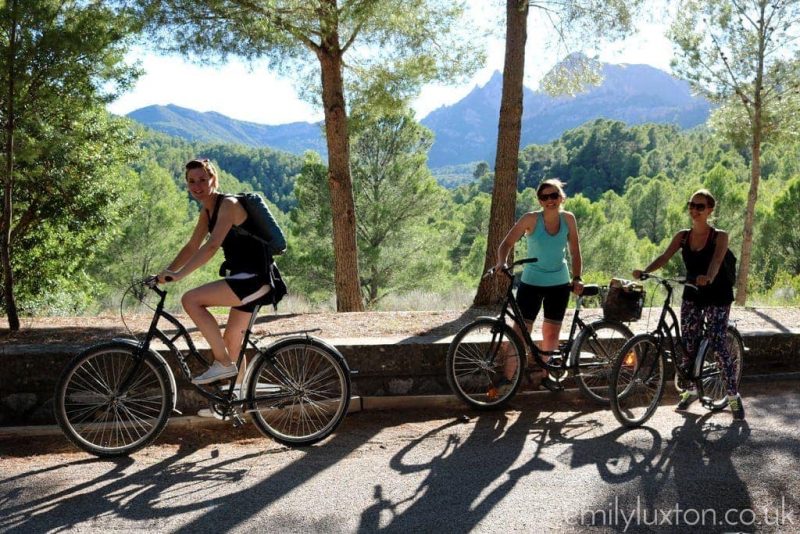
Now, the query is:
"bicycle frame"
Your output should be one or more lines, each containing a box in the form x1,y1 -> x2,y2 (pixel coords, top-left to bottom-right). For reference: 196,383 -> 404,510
637,274 -> 724,384
495,262 -> 600,373
117,280 -> 302,411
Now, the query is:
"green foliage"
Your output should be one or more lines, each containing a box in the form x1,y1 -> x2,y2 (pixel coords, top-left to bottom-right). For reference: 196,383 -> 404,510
0,0 -> 141,319
670,0 -> 800,141
282,153 -> 335,301
349,109 -> 449,304
134,124 -> 304,212
769,176 -> 800,275
287,112 -> 454,305
7,113 -> 800,315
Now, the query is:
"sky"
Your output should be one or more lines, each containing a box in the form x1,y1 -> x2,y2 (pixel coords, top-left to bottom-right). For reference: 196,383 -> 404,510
107,2 -> 674,126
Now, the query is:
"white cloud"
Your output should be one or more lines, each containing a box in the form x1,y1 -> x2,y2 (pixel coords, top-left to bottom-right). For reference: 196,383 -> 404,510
107,52 -> 321,125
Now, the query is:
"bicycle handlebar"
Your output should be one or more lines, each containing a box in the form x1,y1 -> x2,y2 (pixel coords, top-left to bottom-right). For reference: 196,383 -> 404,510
638,272 -> 698,291
483,257 -> 538,279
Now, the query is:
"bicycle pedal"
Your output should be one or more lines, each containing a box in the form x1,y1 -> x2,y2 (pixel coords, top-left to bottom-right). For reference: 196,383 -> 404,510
231,413 -> 246,428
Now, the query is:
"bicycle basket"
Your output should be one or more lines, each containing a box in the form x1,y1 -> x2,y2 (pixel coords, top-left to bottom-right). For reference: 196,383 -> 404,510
602,279 -> 645,322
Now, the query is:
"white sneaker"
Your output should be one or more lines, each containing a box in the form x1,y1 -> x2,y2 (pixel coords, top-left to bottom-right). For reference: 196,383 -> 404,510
197,408 -> 224,419
192,361 -> 238,385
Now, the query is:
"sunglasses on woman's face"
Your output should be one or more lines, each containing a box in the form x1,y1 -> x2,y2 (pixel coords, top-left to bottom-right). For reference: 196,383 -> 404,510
687,201 -> 707,211
538,192 -> 561,201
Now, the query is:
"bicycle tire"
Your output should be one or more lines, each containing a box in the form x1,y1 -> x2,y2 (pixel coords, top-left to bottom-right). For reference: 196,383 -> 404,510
54,342 -> 173,457
571,320 -> 633,405
609,334 -> 667,428
446,317 -> 525,410
698,326 -> 745,411
246,337 -> 350,446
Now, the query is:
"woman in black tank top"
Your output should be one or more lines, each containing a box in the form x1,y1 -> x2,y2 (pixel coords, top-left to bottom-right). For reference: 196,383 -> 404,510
157,159 -> 272,390
632,189 -> 744,420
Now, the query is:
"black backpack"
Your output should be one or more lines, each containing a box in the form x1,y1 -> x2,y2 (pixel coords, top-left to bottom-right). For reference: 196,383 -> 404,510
680,228 -> 737,286
233,192 -> 287,256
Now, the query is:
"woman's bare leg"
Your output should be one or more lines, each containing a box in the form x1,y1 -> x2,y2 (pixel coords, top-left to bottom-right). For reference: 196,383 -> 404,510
182,280 -> 243,365
541,320 -> 562,353
224,308 -> 254,385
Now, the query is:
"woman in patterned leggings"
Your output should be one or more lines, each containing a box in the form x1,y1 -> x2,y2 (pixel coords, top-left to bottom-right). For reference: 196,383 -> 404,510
633,189 -> 743,420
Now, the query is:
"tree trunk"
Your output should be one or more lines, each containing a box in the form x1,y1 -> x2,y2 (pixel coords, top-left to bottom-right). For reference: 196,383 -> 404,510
318,49 -> 364,312
736,114 -> 761,306
736,9 -> 767,307
474,0 -> 528,307
1,1 -> 20,331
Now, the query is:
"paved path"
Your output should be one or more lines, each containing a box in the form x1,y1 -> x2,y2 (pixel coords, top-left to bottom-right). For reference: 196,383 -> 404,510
2,380 -> 798,533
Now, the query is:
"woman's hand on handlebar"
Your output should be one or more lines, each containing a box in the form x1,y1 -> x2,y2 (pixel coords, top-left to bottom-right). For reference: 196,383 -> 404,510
572,279 -> 584,295
695,274 -> 712,286
157,270 -> 180,284
632,269 -> 647,280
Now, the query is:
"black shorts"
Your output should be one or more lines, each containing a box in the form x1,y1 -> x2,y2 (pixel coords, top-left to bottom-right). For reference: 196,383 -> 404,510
224,273 -> 271,313
516,282 -> 571,324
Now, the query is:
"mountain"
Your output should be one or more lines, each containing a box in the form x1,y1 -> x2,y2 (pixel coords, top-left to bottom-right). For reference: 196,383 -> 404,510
127,104 -> 327,156
126,61 -> 711,168
421,63 -> 711,167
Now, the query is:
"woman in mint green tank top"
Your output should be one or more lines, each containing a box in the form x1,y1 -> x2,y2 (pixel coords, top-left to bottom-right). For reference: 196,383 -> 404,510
492,179 -> 584,391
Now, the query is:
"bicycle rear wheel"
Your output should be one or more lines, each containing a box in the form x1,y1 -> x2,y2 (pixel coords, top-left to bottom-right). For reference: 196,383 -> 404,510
609,334 -> 666,428
54,342 -> 173,457
698,326 -> 745,411
246,338 -> 350,446
572,320 -> 633,405
446,318 -> 525,410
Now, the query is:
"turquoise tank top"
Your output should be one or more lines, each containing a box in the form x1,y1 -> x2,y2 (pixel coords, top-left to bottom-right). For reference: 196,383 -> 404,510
521,212 -> 570,286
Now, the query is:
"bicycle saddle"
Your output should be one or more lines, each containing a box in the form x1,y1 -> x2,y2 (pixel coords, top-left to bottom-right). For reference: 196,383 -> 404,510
581,284 -> 600,297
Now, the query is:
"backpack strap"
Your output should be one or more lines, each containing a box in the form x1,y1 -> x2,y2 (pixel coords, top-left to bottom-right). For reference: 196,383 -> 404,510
207,194 -> 227,233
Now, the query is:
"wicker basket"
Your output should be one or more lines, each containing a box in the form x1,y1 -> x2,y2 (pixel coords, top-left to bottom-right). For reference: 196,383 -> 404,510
602,279 -> 645,322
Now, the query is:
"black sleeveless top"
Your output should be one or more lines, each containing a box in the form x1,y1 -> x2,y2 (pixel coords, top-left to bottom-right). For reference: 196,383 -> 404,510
208,194 -> 269,276
681,228 -> 734,306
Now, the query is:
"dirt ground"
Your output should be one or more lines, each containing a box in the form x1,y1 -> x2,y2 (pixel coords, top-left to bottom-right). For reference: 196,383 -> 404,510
2,306 -> 798,347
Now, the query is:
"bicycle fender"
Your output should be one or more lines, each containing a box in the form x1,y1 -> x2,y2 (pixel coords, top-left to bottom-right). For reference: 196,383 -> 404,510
261,335 -> 351,372
110,337 -> 179,412
241,335 -> 353,406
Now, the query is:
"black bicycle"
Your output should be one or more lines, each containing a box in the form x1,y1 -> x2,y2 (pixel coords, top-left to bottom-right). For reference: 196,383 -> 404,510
54,276 -> 352,457
608,273 -> 744,428
446,258 -> 634,409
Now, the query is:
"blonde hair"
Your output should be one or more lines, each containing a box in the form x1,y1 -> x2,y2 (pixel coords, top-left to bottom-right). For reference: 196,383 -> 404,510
537,178 -> 566,199
184,158 -> 219,191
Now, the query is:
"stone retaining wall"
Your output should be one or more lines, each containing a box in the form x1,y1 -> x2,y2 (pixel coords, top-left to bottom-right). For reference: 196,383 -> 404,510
1,330 -> 798,426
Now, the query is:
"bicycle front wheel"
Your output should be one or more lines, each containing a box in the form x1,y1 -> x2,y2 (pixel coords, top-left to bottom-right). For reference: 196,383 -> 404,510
246,339 -> 350,446
698,326 -> 745,411
54,342 -> 173,457
572,320 -> 633,405
609,334 -> 666,428
446,318 -> 525,410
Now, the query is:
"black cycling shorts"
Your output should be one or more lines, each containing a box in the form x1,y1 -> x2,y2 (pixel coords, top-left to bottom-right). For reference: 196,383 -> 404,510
224,273 -> 271,313
516,282 -> 571,324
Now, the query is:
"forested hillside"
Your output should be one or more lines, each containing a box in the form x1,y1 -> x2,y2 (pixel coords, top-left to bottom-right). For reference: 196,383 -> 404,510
10,115 -> 798,316
127,61 -> 711,171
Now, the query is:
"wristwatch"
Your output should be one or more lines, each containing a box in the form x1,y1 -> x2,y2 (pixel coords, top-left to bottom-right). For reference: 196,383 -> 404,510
572,276 -> 582,282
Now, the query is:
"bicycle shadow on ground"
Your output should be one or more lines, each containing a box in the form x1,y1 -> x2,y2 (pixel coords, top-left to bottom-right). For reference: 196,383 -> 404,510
0,413 -> 378,532
357,408 -> 555,532
565,413 -> 758,531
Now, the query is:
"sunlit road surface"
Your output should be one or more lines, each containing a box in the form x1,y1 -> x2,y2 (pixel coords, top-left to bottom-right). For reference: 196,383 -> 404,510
2,380 -> 798,533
